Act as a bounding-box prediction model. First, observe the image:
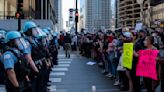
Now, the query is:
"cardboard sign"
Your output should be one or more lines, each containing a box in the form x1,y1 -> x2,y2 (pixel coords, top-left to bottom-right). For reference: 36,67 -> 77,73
123,43 -> 134,69
135,22 -> 143,32
136,50 -> 159,80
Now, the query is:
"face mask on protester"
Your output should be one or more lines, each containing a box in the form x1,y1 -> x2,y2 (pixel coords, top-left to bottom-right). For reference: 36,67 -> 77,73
152,33 -> 157,37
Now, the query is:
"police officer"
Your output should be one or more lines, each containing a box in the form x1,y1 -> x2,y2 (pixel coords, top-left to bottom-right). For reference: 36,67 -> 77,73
42,29 -> 53,66
38,29 -> 53,91
22,21 -> 47,92
1,31 -> 31,92
52,33 -> 59,65
0,30 -> 7,84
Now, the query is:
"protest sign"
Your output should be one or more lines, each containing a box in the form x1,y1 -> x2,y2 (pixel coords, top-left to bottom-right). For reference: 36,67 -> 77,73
123,43 -> 133,69
136,50 -> 159,80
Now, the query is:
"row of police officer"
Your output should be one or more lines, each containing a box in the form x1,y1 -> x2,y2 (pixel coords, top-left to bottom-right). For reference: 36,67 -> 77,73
0,21 -> 59,92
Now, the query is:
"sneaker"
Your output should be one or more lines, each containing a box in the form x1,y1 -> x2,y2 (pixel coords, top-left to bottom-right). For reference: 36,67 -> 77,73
101,70 -> 106,73
113,80 -> 120,86
106,73 -> 112,77
105,73 -> 111,76
103,72 -> 109,75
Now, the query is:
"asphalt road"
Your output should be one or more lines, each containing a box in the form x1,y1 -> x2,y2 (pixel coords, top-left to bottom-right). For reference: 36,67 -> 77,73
48,50 -> 120,92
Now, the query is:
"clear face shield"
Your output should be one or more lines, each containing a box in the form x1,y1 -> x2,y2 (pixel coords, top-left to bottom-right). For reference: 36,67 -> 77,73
31,27 -> 42,38
14,38 -> 29,50
0,34 -> 5,42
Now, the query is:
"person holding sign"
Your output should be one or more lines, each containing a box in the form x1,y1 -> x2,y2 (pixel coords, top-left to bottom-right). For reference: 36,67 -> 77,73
122,31 -> 134,92
136,36 -> 159,92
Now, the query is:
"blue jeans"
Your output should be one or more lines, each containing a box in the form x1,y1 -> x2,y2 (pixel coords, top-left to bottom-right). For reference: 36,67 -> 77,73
108,52 -> 115,77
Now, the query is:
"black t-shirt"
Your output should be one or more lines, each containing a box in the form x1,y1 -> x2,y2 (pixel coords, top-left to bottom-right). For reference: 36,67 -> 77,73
135,38 -> 146,52
103,40 -> 108,50
64,36 -> 71,43
131,38 -> 146,74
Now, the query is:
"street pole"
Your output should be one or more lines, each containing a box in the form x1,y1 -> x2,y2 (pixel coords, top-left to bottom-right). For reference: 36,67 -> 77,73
141,4 -> 143,23
75,0 -> 78,34
17,0 -> 21,31
18,15 -> 21,31
137,0 -> 144,23
4,0 -> 5,19
148,0 -> 151,27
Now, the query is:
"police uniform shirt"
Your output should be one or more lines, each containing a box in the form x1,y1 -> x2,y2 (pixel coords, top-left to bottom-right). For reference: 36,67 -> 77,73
2,48 -> 28,70
2,50 -> 18,69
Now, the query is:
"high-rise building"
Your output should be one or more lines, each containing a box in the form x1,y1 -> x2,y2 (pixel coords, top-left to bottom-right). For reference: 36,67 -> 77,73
119,0 -> 139,27
85,0 -> 112,31
54,0 -> 63,31
0,0 -> 57,25
144,0 -> 164,27
119,0 -> 148,27
79,0 -> 86,31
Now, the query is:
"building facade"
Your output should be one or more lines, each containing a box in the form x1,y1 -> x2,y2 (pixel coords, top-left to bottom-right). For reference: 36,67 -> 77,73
0,0 -> 57,26
144,0 -> 164,27
54,0 -> 63,31
85,0 -> 112,31
119,0 -> 148,27
79,0 -> 86,31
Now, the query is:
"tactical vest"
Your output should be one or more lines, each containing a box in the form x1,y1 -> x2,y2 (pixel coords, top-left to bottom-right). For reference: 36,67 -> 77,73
7,49 -> 29,81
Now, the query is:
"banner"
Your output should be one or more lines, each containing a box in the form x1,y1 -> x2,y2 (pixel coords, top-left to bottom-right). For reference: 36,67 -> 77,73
136,50 -> 159,80
123,43 -> 134,69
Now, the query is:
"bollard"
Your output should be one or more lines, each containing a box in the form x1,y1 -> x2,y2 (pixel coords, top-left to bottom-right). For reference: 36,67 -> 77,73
92,85 -> 96,92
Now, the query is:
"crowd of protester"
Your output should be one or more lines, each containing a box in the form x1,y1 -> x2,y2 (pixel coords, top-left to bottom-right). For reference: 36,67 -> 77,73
78,27 -> 164,92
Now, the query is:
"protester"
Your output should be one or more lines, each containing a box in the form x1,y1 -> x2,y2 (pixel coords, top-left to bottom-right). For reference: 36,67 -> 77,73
71,35 -> 77,51
143,36 -> 158,92
157,45 -> 164,92
78,26 -> 164,92
64,33 -> 72,58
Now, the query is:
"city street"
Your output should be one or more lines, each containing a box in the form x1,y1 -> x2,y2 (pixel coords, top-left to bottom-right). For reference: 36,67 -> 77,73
48,49 -> 119,92
0,0 -> 164,92
0,49 -> 161,92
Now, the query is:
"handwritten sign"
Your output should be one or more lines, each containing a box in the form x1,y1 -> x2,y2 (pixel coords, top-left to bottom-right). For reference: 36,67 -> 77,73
123,43 -> 134,69
136,50 -> 159,80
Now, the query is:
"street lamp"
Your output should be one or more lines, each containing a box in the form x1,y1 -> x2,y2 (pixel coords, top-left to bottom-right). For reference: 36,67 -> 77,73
137,0 -> 144,23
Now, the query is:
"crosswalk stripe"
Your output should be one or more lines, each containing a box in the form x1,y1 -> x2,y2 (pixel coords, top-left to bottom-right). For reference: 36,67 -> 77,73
49,78 -> 62,83
57,64 -> 70,67
50,89 -> 67,92
47,85 -> 57,91
50,72 -> 65,76
58,61 -> 71,64
58,59 -> 72,60
58,54 -> 76,56
52,68 -> 68,71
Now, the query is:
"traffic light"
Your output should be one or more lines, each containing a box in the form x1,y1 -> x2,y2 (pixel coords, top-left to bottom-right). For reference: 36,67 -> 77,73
75,11 -> 79,23
15,12 -> 21,19
69,9 -> 74,21
17,0 -> 23,12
